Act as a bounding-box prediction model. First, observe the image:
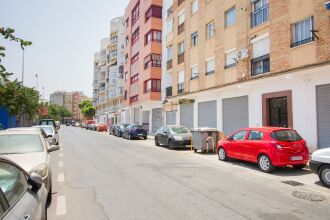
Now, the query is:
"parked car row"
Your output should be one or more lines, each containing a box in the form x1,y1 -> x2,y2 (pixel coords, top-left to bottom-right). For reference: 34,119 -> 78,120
0,121 -> 61,219
109,124 -> 148,140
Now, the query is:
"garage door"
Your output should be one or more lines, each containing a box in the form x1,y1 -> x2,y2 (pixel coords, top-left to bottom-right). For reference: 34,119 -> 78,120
316,84 -> 330,148
152,108 -> 162,133
223,96 -> 249,135
166,111 -> 176,125
180,103 -> 194,129
198,100 -> 217,128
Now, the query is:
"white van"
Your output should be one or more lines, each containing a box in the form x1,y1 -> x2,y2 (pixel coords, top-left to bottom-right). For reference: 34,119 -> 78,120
310,148 -> 330,188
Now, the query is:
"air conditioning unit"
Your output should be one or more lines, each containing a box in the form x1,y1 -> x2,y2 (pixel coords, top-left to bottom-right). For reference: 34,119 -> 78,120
237,49 -> 249,60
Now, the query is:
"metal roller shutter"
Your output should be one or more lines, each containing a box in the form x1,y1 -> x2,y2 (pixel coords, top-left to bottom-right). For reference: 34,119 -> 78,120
151,108 -> 162,133
166,111 -> 176,125
223,96 -> 249,135
198,100 -> 217,128
316,84 -> 330,148
180,103 -> 194,129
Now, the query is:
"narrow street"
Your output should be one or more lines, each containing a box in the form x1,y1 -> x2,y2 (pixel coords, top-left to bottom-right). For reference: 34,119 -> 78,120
48,127 -> 330,220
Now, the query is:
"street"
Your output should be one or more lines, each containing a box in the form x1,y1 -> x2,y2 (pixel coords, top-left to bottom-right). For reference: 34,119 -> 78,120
47,127 -> 330,220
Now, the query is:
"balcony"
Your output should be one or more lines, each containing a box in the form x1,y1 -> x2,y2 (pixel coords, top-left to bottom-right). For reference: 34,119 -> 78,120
177,82 -> 185,94
251,4 -> 269,28
166,59 -> 173,70
251,54 -> 270,76
111,38 -> 118,44
178,53 -> 184,64
178,22 -> 185,35
166,86 -> 172,97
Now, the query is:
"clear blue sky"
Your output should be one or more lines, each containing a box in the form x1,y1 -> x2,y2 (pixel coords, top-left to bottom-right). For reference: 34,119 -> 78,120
0,0 -> 128,99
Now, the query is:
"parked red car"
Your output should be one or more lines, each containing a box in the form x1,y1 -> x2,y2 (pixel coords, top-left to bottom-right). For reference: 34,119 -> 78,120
96,123 -> 108,132
216,127 -> 309,173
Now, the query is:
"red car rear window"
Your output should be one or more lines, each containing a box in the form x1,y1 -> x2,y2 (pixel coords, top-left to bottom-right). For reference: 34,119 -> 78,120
270,130 -> 303,142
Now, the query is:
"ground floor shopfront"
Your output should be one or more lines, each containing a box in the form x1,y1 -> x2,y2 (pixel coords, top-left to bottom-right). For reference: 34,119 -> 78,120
164,64 -> 330,150
118,100 -> 163,133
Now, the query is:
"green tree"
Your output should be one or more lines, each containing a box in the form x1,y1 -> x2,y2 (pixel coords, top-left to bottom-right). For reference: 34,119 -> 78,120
79,100 -> 95,118
0,27 -> 32,81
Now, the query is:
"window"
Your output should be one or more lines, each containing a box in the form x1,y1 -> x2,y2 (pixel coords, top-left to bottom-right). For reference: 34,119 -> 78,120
178,41 -> 185,54
206,58 -> 215,75
125,18 -> 129,28
131,28 -> 139,45
167,19 -> 173,34
167,5 -> 173,18
144,54 -> 162,69
124,72 -> 128,81
206,21 -> 215,39
145,5 -> 162,22
230,130 -> 248,141
178,11 -> 185,35
225,7 -> 236,28
252,35 -> 270,75
124,90 -> 127,100
271,130 -> 302,142
192,0 -> 198,14
178,70 -> 185,94
131,53 -> 139,65
125,36 -> 129,46
291,17 -> 313,48
191,65 -> 199,80
130,74 -> 139,84
248,130 -> 264,140
144,79 -> 161,93
251,0 -> 269,28
225,49 -> 237,69
145,30 -> 162,45
132,2 -> 140,25
0,161 -> 28,206
130,95 -> 138,103
167,46 -> 173,61
191,32 -> 198,47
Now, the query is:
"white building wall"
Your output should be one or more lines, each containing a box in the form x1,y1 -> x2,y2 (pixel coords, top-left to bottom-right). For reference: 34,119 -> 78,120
171,65 -> 330,150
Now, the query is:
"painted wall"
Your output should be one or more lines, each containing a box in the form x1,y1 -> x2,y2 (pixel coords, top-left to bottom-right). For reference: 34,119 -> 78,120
0,107 -> 16,129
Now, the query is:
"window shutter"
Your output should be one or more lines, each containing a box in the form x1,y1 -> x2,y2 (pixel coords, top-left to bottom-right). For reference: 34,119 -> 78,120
252,37 -> 269,58
178,70 -> 185,83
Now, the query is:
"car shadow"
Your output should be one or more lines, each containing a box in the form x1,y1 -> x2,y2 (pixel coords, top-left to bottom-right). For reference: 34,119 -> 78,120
222,158 -> 312,176
157,144 -> 191,151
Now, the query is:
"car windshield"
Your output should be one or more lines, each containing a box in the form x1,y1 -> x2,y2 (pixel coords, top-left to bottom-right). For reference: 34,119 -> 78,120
39,127 -> 54,135
40,120 -> 55,126
132,125 -> 143,130
271,130 -> 303,142
0,134 -> 44,154
170,126 -> 189,133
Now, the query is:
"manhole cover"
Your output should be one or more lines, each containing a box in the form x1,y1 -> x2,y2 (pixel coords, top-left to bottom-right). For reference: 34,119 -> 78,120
292,191 -> 326,201
282,180 -> 304,186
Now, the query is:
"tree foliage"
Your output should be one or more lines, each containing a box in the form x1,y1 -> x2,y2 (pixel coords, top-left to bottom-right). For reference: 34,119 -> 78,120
79,100 -> 95,118
39,103 -> 72,121
0,27 -> 32,80
0,80 -> 39,120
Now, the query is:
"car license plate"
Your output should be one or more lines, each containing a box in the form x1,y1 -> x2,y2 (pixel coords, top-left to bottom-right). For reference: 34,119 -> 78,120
138,134 -> 143,136
291,156 -> 303,161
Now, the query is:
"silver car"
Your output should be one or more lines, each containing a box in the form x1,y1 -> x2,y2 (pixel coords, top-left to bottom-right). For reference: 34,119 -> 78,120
33,125 -> 59,145
0,156 -> 47,220
0,128 -> 59,202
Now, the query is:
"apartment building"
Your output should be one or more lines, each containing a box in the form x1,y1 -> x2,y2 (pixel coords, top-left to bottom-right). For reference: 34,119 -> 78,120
93,18 -> 126,125
50,91 -> 90,121
162,0 -> 330,149
123,0 -> 163,133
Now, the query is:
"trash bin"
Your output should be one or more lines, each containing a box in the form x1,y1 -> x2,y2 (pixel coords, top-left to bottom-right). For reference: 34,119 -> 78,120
191,127 -> 218,153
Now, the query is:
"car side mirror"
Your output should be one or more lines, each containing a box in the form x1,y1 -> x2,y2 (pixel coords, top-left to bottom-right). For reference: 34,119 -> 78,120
28,172 -> 43,192
48,145 -> 60,153
47,134 -> 53,138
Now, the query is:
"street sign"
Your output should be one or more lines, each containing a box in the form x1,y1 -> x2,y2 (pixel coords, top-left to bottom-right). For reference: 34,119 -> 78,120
179,99 -> 195,105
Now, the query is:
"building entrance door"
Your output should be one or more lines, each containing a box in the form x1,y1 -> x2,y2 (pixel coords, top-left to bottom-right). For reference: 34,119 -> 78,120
268,97 -> 288,127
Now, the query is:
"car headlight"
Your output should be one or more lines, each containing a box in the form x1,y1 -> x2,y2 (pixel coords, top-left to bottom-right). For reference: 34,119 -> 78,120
173,136 -> 183,141
30,163 -> 48,178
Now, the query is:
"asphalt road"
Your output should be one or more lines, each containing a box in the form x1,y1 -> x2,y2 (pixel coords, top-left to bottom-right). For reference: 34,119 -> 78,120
48,127 -> 330,220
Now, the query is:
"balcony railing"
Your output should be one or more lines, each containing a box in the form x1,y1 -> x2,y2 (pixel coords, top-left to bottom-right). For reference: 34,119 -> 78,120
177,82 -> 185,94
166,86 -> 172,97
251,4 -> 269,28
166,59 -> 173,70
178,53 -> 184,64
251,54 -> 270,76
178,22 -> 185,35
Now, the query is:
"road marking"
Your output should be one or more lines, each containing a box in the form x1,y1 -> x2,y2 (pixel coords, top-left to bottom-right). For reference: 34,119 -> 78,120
56,195 -> 66,216
59,153 -> 63,157
57,173 -> 65,183
58,161 -> 64,168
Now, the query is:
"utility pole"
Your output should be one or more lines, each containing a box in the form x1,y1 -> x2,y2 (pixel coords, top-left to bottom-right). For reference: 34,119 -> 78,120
21,49 -> 25,85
